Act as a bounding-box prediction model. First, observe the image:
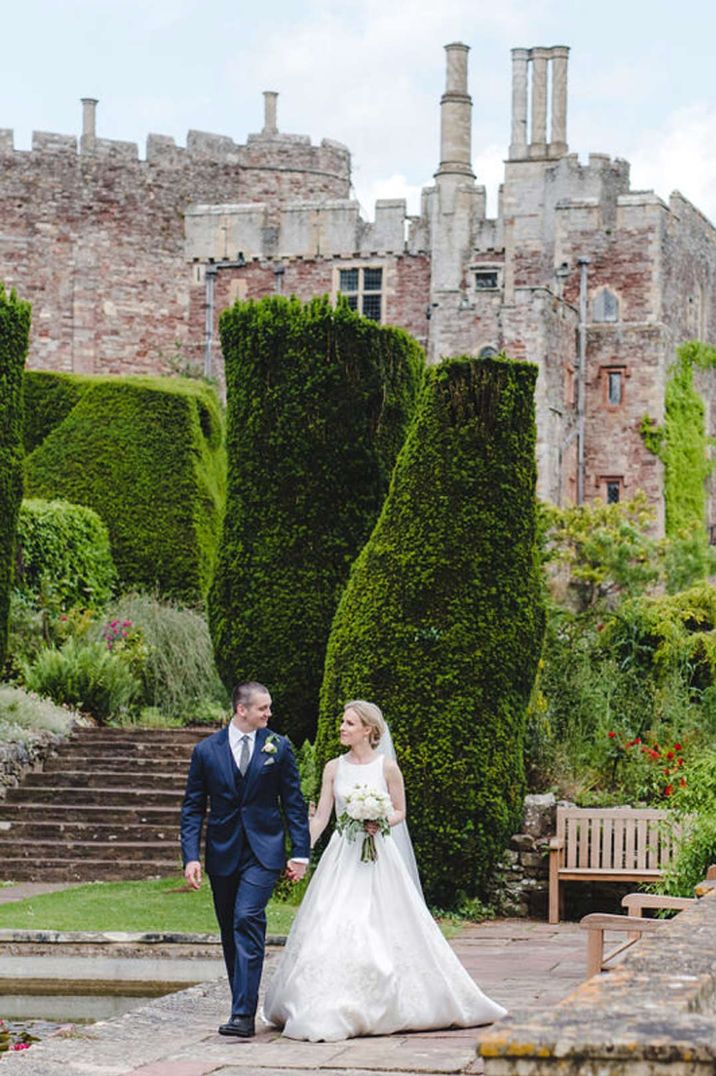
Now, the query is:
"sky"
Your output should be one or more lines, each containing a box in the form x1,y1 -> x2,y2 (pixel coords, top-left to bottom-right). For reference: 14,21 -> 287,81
2,0 -> 716,223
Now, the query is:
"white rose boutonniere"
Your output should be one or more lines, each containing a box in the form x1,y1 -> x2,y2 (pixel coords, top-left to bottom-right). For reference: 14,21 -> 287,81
262,733 -> 279,755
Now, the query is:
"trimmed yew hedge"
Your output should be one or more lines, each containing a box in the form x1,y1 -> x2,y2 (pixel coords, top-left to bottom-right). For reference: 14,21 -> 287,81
0,285 -> 31,671
316,355 -> 545,907
209,296 -> 424,743
23,373 -> 225,602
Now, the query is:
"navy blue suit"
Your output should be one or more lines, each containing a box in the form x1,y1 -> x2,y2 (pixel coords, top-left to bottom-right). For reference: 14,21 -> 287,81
180,724 -> 310,1016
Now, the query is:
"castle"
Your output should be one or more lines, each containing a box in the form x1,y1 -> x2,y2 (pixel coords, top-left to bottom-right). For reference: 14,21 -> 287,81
2,43 -> 716,529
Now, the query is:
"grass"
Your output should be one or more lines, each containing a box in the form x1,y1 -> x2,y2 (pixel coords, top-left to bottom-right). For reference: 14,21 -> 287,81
0,876 -> 467,937
0,877 -> 297,935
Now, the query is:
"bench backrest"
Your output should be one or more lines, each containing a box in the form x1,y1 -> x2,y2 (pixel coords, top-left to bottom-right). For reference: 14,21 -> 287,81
556,806 -> 683,872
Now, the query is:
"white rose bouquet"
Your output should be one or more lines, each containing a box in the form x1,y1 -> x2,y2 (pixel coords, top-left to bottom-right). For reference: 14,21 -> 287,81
336,784 -> 393,862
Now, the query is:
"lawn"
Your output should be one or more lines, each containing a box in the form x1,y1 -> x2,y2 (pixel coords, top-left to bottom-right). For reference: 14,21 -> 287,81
0,877 -> 298,934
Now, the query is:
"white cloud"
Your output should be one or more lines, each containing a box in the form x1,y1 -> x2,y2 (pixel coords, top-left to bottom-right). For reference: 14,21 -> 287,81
629,103 -> 716,226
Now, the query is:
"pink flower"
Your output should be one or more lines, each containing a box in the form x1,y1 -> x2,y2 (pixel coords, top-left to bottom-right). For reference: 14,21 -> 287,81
11,1043 -> 31,1051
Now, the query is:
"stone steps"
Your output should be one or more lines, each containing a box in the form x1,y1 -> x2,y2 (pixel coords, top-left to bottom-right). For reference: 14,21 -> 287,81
0,726 -> 214,882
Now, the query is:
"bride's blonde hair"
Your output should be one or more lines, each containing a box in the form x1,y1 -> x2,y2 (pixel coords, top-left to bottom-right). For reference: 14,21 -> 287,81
343,699 -> 386,748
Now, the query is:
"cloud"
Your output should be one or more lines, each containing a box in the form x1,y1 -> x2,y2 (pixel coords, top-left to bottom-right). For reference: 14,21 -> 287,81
628,102 -> 716,226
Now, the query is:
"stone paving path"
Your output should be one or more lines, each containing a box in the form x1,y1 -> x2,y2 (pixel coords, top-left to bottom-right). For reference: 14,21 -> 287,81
1,919 -> 588,1076
0,882 -> 77,905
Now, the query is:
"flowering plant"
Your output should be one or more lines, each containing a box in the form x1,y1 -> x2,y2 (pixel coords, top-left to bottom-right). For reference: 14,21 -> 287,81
262,733 -> 279,754
0,1018 -> 34,1052
605,729 -> 688,801
336,784 -> 392,862
101,618 -> 149,680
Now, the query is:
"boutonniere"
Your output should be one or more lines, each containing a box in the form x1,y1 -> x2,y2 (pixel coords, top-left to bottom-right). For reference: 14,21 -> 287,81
262,733 -> 279,755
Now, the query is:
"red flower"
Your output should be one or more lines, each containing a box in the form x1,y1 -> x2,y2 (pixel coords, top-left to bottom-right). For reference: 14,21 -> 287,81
664,784 -> 674,797
608,731 -> 616,739
596,623 -> 605,632
673,743 -> 682,752
679,777 -> 687,787
634,737 -> 642,745
666,751 -> 674,760
677,757 -> 685,768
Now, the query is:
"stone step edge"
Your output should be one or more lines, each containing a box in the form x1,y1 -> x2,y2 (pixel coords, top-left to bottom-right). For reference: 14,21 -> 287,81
0,929 -> 286,946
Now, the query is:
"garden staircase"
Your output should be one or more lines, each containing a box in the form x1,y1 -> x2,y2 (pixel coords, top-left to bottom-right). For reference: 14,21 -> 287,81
0,727 -> 212,882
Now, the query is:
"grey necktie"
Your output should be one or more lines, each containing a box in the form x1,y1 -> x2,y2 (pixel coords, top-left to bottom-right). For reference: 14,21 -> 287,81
238,734 -> 250,777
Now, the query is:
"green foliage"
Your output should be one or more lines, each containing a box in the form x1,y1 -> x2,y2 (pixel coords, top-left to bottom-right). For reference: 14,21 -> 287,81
0,284 -> 31,672
90,591 -> 228,723
210,295 -> 424,743
22,637 -> 139,724
658,751 -> 716,895
0,684 -> 79,745
544,493 -> 661,611
15,498 -> 116,612
23,373 -> 225,602
316,355 -> 545,907
641,342 -> 716,585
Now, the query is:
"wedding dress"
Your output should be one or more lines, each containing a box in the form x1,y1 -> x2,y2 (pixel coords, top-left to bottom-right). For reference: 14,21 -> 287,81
263,753 -> 507,1041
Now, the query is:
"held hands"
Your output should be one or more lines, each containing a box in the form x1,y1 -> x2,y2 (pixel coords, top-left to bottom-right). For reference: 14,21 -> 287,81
364,821 -> 380,836
184,860 -> 202,890
285,859 -> 308,883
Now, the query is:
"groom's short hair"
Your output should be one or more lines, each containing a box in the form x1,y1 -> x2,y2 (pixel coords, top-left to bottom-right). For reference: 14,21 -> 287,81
232,681 -> 269,711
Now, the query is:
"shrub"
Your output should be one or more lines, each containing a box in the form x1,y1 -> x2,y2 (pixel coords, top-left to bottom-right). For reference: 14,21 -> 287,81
91,592 -> 228,722
0,285 -> 31,672
316,355 -> 545,907
0,684 -> 80,745
23,373 -> 225,602
14,498 -> 116,612
22,638 -> 140,724
209,295 -> 424,743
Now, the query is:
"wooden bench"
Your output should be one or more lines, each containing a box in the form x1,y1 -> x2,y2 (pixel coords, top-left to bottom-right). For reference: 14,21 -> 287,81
579,867 -> 716,977
548,806 -> 685,924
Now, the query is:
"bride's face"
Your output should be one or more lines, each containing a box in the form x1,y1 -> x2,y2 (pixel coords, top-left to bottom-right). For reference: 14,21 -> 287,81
339,707 -> 371,747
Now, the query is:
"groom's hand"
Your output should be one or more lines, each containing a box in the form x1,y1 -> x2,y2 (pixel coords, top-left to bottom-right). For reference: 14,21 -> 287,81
285,860 -> 307,882
184,860 -> 202,889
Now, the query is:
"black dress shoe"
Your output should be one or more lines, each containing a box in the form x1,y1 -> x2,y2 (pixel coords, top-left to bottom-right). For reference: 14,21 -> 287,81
218,1014 -> 255,1037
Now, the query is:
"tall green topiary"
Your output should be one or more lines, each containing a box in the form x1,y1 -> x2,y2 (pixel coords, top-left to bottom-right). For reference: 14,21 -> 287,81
0,285 -> 31,671
23,374 -> 225,602
209,295 -> 424,743
316,355 -> 545,907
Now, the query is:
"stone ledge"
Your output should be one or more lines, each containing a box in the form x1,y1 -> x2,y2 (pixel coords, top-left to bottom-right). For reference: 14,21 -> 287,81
0,929 -> 286,946
479,890 -> 716,1074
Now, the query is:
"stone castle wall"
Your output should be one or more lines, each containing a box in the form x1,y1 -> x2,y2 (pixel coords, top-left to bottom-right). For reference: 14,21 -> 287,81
0,121 -> 350,374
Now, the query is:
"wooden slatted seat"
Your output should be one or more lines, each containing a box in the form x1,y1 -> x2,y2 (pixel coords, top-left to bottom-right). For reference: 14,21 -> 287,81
548,805 -> 685,923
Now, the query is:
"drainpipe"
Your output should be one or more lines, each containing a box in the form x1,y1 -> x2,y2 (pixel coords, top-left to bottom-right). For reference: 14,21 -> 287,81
203,253 -> 246,379
576,257 -> 590,504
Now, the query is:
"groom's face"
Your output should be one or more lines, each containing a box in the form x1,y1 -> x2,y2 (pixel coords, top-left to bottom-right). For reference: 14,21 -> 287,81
235,690 -> 272,731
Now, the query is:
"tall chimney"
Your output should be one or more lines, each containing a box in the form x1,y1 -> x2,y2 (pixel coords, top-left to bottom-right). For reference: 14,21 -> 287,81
435,42 -> 474,178
262,91 -> 278,136
509,48 -> 529,159
529,47 -> 549,156
549,46 -> 569,156
80,97 -> 98,154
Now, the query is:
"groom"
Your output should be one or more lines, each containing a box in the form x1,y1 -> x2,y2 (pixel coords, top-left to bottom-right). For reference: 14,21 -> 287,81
181,681 -> 310,1038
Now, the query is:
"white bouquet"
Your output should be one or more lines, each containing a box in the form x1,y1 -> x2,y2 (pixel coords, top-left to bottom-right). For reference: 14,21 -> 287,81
336,784 -> 393,862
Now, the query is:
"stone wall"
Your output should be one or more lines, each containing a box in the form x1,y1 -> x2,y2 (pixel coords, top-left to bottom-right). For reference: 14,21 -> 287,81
0,123 -> 350,376
480,887 -> 716,1074
0,726 -> 78,801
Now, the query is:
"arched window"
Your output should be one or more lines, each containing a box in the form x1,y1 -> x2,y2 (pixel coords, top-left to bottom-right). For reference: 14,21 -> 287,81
593,288 -> 619,323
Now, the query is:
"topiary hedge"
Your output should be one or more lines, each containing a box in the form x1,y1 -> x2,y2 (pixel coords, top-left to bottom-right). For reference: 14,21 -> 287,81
316,355 -> 545,907
15,498 -> 116,611
209,295 -> 424,743
0,285 -> 31,672
23,373 -> 225,603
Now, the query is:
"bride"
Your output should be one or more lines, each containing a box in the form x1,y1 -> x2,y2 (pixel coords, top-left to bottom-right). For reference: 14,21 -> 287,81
263,699 -> 507,1041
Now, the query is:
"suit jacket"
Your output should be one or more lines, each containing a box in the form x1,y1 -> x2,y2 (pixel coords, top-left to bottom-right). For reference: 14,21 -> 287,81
180,724 -> 310,876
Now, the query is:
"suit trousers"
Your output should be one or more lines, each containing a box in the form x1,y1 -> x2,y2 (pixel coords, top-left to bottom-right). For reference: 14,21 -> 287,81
209,842 -> 281,1017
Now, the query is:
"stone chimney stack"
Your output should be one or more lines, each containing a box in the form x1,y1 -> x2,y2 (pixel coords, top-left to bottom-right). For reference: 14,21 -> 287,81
262,91 -> 278,136
80,97 -> 98,154
508,46 -> 570,160
435,42 -> 474,179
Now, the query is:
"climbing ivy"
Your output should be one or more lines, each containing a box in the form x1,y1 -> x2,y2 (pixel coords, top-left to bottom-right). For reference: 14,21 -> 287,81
641,342 -> 716,586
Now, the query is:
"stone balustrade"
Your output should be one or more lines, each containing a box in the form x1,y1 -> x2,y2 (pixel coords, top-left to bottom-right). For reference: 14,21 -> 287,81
479,885 -> 716,1075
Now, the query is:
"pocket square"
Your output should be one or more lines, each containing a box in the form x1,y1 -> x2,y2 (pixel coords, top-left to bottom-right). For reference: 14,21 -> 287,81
263,757 -> 276,766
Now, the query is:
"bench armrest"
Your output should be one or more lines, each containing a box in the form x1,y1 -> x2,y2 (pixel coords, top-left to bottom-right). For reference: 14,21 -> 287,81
549,837 -> 564,851
621,894 -> 694,916
579,913 -> 666,933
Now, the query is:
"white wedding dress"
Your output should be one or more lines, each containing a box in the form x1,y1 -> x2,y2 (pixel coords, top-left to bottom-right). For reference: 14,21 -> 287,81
263,753 -> 507,1041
